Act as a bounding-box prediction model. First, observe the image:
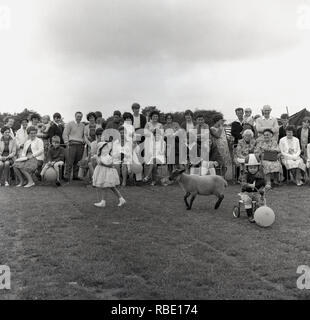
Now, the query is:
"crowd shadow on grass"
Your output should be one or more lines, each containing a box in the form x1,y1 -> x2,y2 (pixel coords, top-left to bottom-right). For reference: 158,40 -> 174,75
1,183 -> 310,299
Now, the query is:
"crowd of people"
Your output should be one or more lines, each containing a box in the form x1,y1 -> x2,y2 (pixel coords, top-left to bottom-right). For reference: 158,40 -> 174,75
1,103 -> 310,203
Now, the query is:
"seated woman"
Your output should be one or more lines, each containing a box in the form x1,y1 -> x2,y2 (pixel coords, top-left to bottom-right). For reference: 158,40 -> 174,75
13,126 -> 44,188
279,125 -> 306,186
234,129 -> 256,179
254,128 -> 282,189
0,127 -> 17,186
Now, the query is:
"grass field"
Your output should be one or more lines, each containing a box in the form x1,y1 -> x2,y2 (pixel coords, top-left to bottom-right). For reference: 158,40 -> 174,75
1,181 -> 310,300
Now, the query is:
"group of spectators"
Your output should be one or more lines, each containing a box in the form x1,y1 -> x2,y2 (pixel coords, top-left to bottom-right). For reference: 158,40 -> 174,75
232,105 -> 310,188
0,103 -> 309,189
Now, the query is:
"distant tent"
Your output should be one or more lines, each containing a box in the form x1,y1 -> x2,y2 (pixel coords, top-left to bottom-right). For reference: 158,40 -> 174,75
288,108 -> 310,127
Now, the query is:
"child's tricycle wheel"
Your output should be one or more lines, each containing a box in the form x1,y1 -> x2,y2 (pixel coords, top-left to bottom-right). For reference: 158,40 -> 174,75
232,206 -> 240,218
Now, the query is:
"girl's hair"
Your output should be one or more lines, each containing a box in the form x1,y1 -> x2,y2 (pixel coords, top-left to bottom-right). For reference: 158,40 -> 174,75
165,113 -> 173,120
263,128 -> 274,135
123,112 -> 134,122
1,126 -> 10,134
184,110 -> 193,117
285,125 -> 295,133
87,112 -> 97,121
149,110 -> 160,119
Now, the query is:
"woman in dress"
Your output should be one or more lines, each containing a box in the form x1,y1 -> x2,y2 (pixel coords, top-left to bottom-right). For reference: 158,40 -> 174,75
210,113 -> 232,179
254,128 -> 282,188
279,125 -> 306,186
0,127 -> 17,186
13,126 -> 44,188
144,110 -> 164,166
234,129 -> 256,180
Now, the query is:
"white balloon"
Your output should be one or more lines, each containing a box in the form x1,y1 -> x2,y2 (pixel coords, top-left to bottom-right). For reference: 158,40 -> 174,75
254,206 -> 275,227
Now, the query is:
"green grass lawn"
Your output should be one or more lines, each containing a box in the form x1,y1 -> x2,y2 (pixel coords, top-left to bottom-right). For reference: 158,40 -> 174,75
1,181 -> 310,300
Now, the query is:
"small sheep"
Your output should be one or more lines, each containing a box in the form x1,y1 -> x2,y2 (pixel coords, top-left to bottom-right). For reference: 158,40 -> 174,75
169,169 -> 228,210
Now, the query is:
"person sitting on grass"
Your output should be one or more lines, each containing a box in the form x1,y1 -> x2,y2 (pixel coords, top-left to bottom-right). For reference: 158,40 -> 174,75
40,136 -> 65,186
92,141 -> 126,208
0,126 -> 17,186
240,154 -> 267,223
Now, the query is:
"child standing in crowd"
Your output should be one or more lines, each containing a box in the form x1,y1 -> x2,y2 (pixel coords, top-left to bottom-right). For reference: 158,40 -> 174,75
88,127 -> 104,181
41,136 -> 65,186
93,141 -> 126,208
243,108 -> 255,126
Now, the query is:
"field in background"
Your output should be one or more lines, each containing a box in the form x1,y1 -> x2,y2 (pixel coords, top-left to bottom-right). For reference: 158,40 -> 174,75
1,182 -> 310,300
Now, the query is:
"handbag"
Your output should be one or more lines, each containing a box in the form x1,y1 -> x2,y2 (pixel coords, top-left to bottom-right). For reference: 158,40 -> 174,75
263,150 -> 278,161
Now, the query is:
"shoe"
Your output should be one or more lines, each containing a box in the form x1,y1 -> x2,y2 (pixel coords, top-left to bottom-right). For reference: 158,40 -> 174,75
135,181 -> 143,186
248,216 -> 255,223
62,177 -> 69,182
297,181 -> 303,186
94,200 -> 106,207
24,182 -> 35,188
151,181 -> 156,186
16,183 -> 24,187
118,198 -> 126,207
4,181 -> 9,187
56,181 -> 61,187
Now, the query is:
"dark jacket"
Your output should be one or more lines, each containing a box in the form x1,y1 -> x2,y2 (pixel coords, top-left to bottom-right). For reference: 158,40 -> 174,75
133,114 -> 147,130
47,146 -> 65,163
231,120 -> 243,145
48,122 -> 65,145
241,171 -> 265,193
296,127 -> 310,147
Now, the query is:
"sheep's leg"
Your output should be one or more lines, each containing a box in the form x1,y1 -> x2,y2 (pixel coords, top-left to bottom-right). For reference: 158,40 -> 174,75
187,193 -> 197,210
184,192 -> 191,209
214,194 -> 224,210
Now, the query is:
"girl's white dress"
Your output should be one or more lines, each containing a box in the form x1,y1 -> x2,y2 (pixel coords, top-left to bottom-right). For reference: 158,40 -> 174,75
93,154 -> 120,188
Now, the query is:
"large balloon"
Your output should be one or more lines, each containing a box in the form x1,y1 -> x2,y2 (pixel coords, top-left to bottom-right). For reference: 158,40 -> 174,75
254,206 -> 275,227
44,167 -> 57,183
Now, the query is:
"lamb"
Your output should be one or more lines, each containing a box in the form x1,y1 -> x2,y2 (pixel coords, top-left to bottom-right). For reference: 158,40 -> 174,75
169,169 -> 228,210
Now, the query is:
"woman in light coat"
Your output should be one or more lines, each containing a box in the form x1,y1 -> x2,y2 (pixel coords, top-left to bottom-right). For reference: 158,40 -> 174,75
279,125 -> 306,186
13,126 -> 44,188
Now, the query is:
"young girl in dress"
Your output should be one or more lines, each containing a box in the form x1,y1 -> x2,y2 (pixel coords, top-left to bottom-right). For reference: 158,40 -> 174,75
93,141 -> 126,208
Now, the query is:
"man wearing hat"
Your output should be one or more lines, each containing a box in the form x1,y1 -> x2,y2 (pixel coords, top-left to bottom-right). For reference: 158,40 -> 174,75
256,105 -> 279,142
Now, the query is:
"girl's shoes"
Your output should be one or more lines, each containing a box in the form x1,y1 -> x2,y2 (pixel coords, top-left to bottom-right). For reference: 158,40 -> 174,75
24,182 -> 35,188
94,200 -> 106,207
118,197 -> 126,207
4,181 -> 9,187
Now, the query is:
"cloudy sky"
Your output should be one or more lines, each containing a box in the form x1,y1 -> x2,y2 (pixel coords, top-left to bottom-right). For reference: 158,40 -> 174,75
0,0 -> 310,122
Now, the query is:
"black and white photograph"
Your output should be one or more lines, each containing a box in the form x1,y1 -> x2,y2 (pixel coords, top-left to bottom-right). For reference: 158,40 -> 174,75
1,0 -> 310,307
